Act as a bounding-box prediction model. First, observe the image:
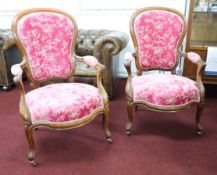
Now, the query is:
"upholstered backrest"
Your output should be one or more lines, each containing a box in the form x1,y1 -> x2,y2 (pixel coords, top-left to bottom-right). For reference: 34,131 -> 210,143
131,8 -> 186,71
13,9 -> 77,81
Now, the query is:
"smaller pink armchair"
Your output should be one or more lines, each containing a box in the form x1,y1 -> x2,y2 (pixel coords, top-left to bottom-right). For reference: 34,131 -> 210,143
124,7 -> 206,136
11,8 -> 111,166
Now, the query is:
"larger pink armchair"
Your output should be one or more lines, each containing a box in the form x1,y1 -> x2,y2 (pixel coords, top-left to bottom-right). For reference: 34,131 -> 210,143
11,8 -> 112,166
124,7 -> 206,136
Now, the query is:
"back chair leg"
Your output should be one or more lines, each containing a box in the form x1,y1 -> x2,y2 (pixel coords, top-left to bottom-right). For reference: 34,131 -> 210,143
125,102 -> 133,135
25,125 -> 38,166
102,110 -> 112,143
195,101 -> 205,135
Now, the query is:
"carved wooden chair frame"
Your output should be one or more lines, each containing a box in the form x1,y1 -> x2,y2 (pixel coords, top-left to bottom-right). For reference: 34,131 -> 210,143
11,8 -> 112,166
124,7 -> 206,135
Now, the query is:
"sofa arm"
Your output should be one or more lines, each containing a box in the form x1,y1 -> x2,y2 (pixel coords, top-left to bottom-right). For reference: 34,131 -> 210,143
74,29 -> 129,98
0,29 -> 16,49
93,31 -> 128,57
75,29 -> 128,62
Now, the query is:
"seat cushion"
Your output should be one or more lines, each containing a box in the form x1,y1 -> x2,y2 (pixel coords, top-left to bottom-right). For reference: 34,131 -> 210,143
25,83 -> 103,123
132,74 -> 200,106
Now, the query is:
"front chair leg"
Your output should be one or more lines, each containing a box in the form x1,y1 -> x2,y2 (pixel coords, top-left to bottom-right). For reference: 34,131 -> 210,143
125,102 -> 133,135
25,125 -> 38,166
102,110 -> 112,143
195,101 -> 205,135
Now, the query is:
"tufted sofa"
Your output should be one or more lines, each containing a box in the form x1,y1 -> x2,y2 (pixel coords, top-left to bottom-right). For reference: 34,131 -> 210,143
74,29 -> 128,98
0,29 -> 22,90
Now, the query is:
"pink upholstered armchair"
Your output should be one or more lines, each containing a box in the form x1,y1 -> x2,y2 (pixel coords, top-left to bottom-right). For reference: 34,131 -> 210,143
124,7 -> 206,136
11,8 -> 112,166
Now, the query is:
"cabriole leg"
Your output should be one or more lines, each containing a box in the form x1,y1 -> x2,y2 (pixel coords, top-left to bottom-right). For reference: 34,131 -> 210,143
102,110 -> 112,143
195,101 -> 205,135
125,102 -> 133,135
25,125 -> 38,166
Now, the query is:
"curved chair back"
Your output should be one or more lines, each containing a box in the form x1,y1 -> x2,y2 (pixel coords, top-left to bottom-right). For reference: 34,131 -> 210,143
12,8 -> 78,84
130,7 -> 186,73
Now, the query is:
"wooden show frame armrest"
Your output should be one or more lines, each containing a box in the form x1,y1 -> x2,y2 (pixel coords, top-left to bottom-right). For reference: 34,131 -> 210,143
11,60 -> 26,96
11,60 -> 32,123
74,54 -> 108,105
179,50 -> 206,98
124,52 -> 134,100
179,51 -> 206,82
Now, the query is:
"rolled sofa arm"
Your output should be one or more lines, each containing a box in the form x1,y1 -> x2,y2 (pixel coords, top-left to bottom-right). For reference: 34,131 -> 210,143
0,29 -> 16,49
93,31 -> 128,57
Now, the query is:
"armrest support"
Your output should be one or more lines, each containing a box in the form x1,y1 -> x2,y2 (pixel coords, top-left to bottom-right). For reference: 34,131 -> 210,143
124,52 -> 134,100
124,52 -> 133,77
11,60 -> 32,123
11,60 -> 26,96
74,54 -> 108,105
179,50 -> 206,99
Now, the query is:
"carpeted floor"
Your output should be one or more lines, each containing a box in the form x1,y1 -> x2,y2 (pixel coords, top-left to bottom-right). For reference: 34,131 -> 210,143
0,79 -> 217,175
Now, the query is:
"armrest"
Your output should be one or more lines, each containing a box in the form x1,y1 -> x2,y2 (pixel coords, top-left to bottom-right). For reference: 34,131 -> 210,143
11,61 -> 26,96
93,31 -> 128,58
179,50 -> 206,99
74,54 -> 108,105
179,51 -> 206,81
11,61 -> 32,123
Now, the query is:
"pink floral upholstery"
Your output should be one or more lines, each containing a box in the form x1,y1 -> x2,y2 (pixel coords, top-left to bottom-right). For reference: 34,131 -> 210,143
25,83 -> 103,123
17,12 -> 75,81
132,74 -> 200,106
133,10 -> 184,70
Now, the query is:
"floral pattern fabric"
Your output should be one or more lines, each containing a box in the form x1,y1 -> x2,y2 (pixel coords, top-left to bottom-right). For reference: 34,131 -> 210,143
134,10 -> 184,70
17,12 -> 75,81
132,74 -> 200,106
25,83 -> 103,123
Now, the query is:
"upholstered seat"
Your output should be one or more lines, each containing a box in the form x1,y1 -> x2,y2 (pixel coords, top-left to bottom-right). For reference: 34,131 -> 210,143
25,83 -> 103,123
132,74 -> 200,106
